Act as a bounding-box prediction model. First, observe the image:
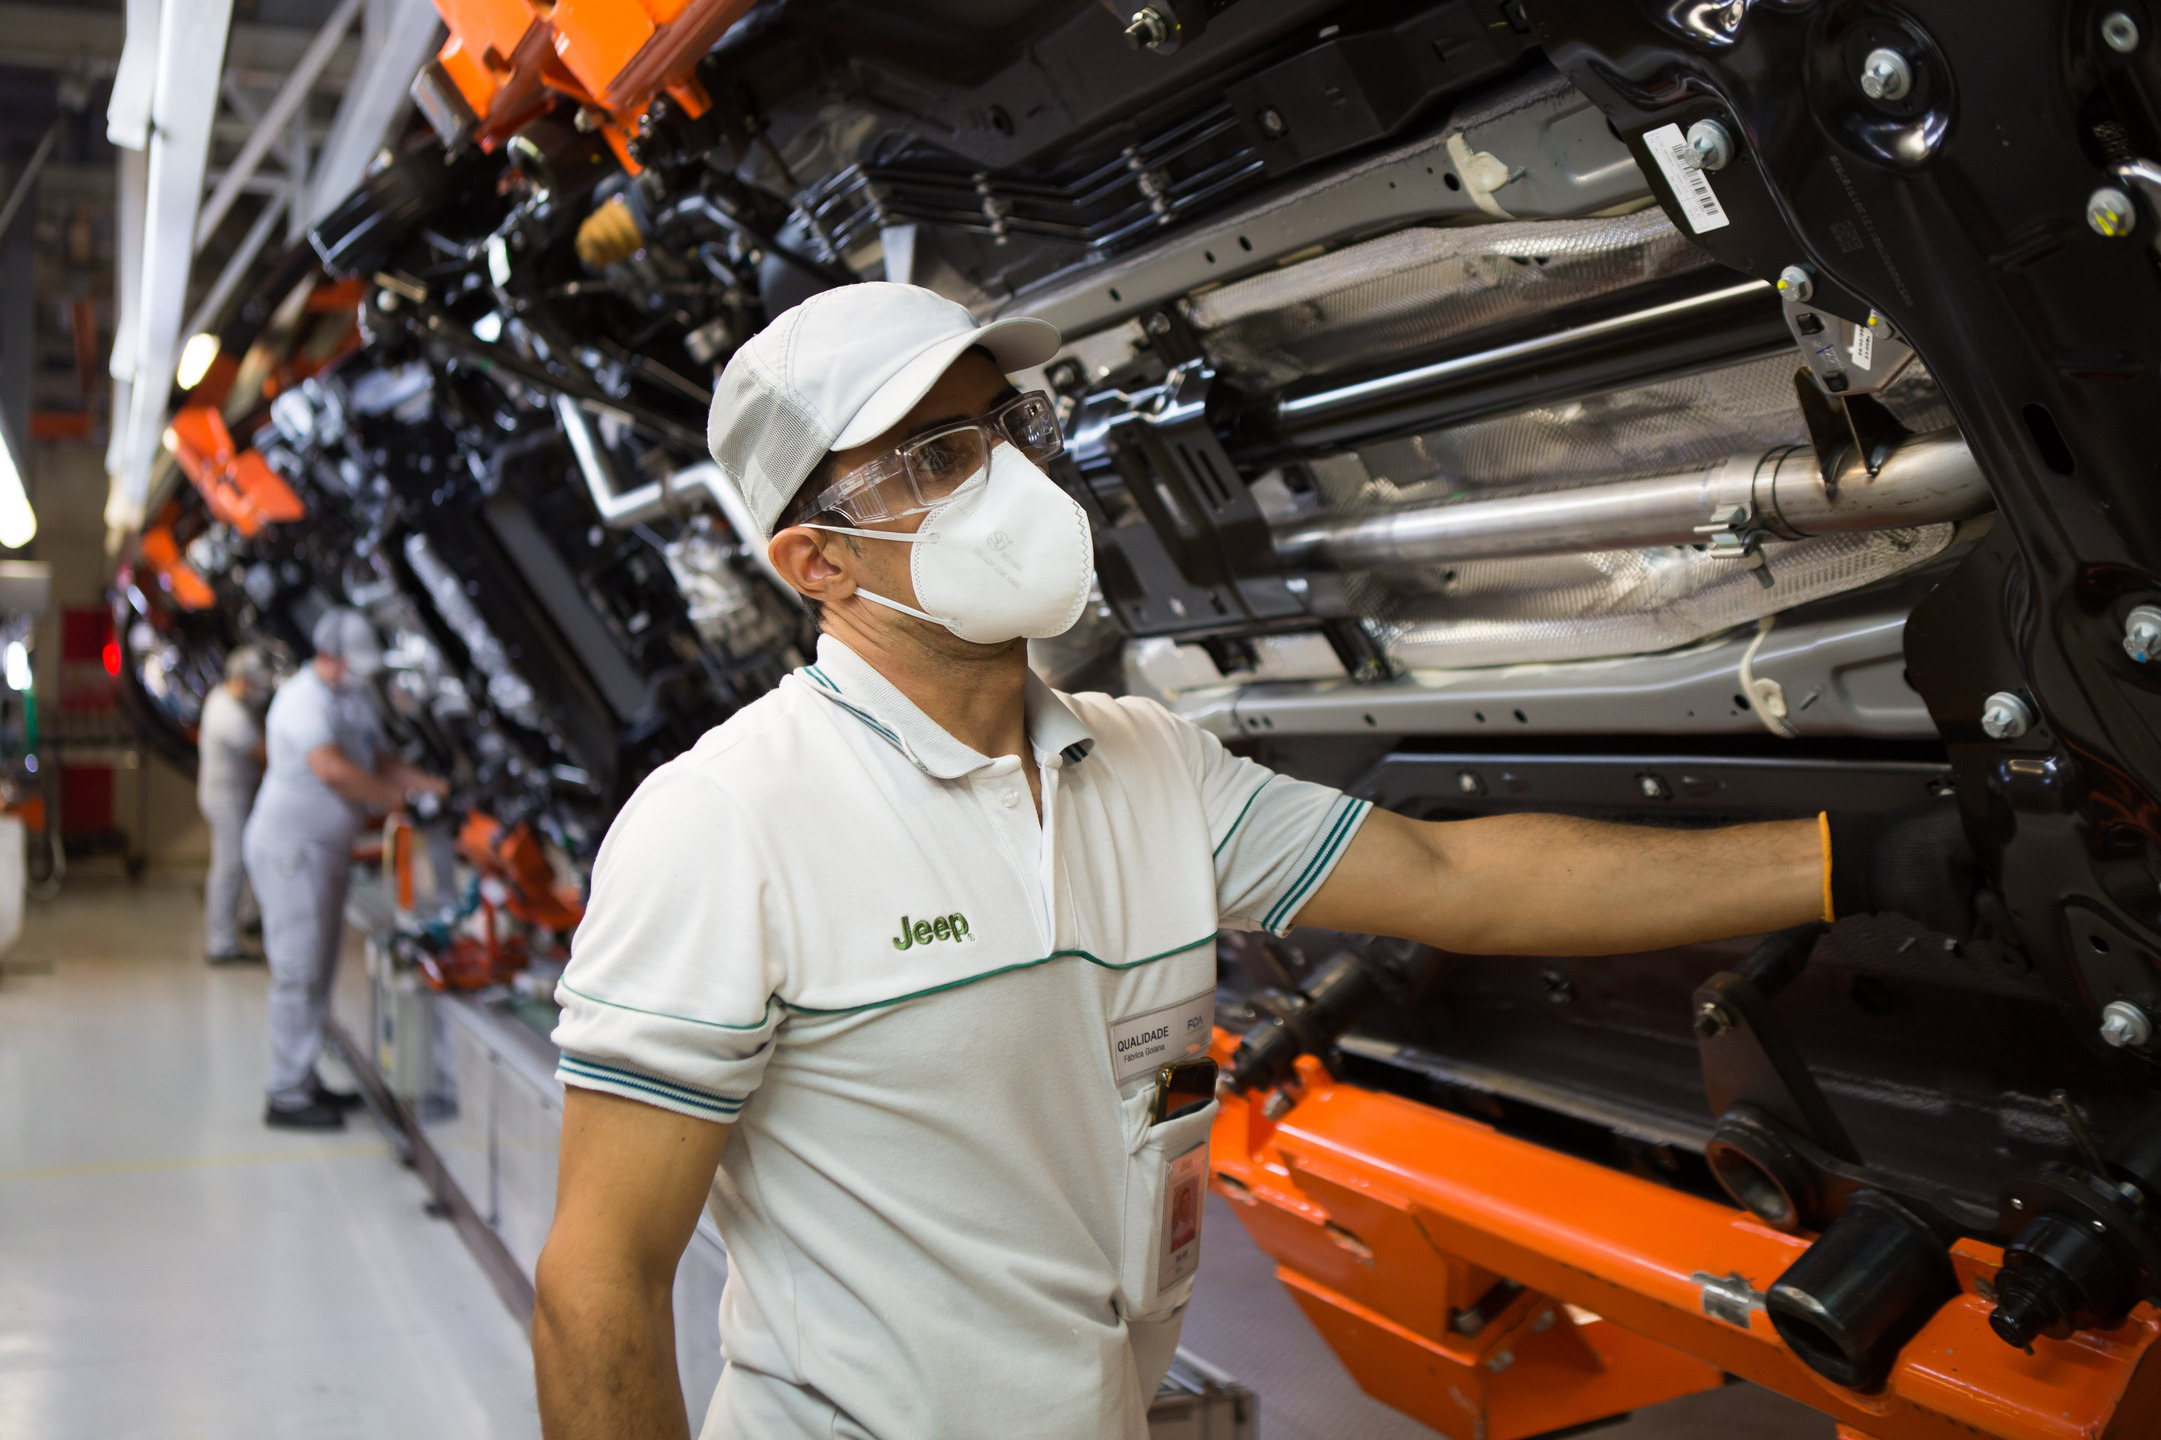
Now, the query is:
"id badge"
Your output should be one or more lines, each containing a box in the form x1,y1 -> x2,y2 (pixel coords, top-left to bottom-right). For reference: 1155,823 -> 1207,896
1157,1139 -> 1207,1292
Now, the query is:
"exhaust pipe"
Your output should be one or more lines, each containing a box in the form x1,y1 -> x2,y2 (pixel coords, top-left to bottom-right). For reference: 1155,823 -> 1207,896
1270,428 -> 1989,571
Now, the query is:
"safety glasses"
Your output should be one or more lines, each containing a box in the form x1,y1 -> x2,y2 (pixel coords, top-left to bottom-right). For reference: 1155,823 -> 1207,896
806,391 -> 1063,526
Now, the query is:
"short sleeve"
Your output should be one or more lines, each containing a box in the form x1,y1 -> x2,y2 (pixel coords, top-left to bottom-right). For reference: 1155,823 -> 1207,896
1121,698 -> 1372,936
552,766 -> 782,1123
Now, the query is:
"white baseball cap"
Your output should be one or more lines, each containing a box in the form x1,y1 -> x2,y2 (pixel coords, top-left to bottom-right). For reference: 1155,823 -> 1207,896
707,283 -> 1060,539
311,606 -> 383,677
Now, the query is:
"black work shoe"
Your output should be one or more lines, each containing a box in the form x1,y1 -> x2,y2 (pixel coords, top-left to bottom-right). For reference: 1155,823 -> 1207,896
265,1098 -> 347,1131
311,1075 -> 365,1110
206,950 -> 263,966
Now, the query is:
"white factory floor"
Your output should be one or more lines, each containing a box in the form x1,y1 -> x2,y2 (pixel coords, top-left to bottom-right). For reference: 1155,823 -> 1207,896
0,871 -> 539,1440
0,869 -> 1830,1440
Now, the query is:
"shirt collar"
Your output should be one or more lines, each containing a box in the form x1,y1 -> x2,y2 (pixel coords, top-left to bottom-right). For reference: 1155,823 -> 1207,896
796,634 -> 1096,780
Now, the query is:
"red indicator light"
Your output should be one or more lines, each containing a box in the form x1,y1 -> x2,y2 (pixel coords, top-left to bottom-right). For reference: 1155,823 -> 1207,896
101,638 -> 120,677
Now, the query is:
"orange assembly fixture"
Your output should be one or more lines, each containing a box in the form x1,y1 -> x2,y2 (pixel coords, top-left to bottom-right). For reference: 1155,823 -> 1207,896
1209,1040 -> 2161,1440
456,811 -> 585,934
135,526 -> 216,611
415,0 -> 758,171
163,406 -> 306,539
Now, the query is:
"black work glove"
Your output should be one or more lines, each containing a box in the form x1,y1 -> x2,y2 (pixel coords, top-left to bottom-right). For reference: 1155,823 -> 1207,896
1826,803 -> 1980,940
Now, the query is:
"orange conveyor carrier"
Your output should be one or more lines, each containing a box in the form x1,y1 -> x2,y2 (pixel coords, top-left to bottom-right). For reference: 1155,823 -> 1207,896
409,1 -> 2161,1434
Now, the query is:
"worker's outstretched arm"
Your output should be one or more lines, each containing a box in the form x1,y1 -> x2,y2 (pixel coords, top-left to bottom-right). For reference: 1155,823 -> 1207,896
306,743 -> 405,809
535,1088 -> 729,1440
1294,809 -> 1823,956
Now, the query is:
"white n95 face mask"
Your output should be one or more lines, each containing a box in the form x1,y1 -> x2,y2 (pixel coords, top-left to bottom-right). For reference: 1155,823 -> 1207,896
810,444 -> 1094,645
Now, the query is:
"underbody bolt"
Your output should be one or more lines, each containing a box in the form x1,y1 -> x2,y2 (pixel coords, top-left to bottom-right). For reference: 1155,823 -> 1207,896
2101,1000 -> 2154,1048
1694,999 -> 1734,1038
1859,46 -> 1914,102
2088,186 -> 2138,238
1980,691 -> 2034,740
2103,11 -> 2141,52
1124,7 -> 1171,49
2123,605 -> 2161,662
1261,1089 -> 1294,1121
1776,264 -> 1814,303
1683,118 -> 1734,171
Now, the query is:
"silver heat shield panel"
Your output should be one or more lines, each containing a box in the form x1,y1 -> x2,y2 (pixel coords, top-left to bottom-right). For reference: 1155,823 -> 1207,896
1374,525 -> 1954,669
1310,349 -> 1958,514
1278,344 -> 1962,671
1185,208 -> 1710,388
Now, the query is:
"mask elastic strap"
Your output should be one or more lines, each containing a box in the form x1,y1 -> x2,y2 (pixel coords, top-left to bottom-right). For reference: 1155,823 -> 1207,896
800,522 -> 937,545
852,586 -> 954,629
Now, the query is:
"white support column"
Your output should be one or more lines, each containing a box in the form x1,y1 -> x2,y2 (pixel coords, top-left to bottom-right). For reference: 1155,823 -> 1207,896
111,0 -> 237,527
194,0 -> 364,251
306,0 -> 442,226
286,103 -> 312,244
105,0 -> 161,151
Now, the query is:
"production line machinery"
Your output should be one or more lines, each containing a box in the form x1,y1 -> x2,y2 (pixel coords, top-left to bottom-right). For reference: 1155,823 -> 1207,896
112,0 -> 2161,1434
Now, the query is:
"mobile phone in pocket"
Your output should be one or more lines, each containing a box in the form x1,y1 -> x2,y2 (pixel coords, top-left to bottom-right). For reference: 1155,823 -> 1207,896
1151,1056 -> 1219,1125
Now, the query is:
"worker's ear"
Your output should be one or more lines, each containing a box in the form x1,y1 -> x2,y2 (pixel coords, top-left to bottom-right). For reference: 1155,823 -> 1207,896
767,526 -> 858,605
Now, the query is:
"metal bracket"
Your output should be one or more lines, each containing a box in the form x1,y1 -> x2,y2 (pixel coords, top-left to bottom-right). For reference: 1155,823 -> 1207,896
1780,285 -> 1914,400
1793,368 -> 1912,485
1694,924 -> 1860,1162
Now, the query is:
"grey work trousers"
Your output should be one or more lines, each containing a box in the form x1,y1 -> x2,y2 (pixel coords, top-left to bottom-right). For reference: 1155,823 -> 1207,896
201,795 -> 258,956
244,827 -> 352,1109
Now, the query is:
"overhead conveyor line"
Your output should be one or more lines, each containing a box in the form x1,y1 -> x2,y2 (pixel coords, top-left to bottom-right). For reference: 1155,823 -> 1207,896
1208,1050 -> 2161,1440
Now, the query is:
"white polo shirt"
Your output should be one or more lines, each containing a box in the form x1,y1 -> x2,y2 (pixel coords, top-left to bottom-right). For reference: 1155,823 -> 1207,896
553,635 -> 1370,1440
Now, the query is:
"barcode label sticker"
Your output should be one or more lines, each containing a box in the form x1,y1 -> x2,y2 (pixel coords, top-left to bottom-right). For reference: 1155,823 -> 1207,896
1850,320 -> 1874,371
1643,124 -> 1731,235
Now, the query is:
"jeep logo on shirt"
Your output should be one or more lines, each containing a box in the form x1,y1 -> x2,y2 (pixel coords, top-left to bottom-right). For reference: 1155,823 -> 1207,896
892,913 -> 972,950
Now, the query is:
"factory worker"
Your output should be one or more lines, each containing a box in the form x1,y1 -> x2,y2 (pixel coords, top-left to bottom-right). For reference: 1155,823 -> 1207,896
245,608 -> 447,1131
198,645 -> 269,964
533,285 -> 1975,1440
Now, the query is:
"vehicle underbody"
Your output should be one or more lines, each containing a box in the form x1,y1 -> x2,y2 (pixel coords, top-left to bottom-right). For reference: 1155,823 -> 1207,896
117,0 -> 2161,1432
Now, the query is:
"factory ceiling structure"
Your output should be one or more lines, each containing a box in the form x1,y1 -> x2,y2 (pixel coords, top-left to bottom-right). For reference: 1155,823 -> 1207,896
94,0 -> 440,537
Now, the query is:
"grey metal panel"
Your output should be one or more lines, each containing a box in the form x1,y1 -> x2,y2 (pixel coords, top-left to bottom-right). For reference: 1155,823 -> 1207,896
1356,751 -> 1949,818
0,561 -> 52,616
1177,608 -> 1935,741
490,1050 -> 563,1279
429,1008 -> 496,1223
1004,78 -> 1651,342
1337,1034 -> 1718,1151
482,494 -> 648,721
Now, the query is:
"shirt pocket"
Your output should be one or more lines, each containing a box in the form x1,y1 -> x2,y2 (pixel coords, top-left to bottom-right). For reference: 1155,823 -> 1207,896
1116,1087 -> 1218,1323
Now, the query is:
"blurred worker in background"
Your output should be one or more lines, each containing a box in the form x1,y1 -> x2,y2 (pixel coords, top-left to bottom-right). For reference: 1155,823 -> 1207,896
245,608 -> 448,1131
199,646 -> 270,964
